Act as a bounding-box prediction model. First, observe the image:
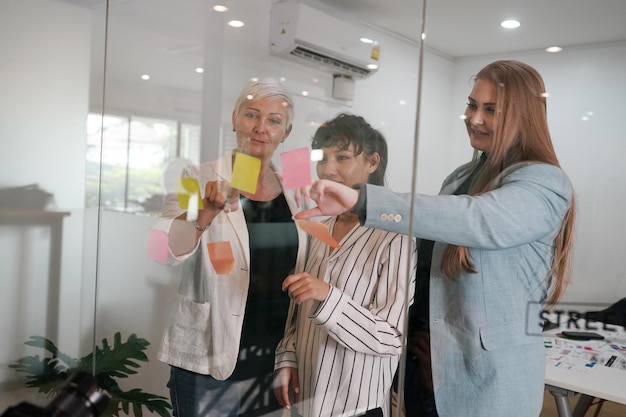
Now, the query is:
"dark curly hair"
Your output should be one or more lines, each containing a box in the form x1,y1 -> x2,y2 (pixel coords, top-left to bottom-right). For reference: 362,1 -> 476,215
311,113 -> 388,186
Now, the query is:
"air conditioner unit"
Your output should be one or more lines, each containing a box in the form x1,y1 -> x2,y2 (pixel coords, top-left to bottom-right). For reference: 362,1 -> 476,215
269,2 -> 381,79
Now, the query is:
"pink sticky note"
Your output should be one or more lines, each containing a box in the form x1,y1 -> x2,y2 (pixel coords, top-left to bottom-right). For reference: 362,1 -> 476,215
207,241 -> 235,274
280,147 -> 312,189
295,220 -> 341,248
147,230 -> 169,262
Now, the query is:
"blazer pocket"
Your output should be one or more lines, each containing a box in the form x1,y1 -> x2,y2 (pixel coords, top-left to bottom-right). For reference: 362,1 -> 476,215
479,320 -> 534,351
168,294 -> 213,355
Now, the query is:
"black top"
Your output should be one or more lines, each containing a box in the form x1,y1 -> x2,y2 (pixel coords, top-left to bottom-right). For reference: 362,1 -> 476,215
229,192 -> 298,381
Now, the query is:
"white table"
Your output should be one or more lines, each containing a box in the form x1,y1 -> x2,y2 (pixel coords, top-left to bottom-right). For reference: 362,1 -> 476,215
544,326 -> 626,417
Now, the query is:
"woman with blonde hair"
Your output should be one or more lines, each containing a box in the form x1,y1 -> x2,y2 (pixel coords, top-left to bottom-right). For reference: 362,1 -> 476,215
153,78 -> 308,417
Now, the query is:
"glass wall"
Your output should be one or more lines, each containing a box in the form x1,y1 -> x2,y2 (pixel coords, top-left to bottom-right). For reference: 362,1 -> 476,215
1,0 -> 625,415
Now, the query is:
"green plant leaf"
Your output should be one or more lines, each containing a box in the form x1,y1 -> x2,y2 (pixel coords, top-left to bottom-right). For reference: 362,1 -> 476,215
79,333 -> 150,381
23,335 -> 79,369
133,403 -> 143,417
9,356 -> 71,397
95,374 -> 123,396
11,332 -> 171,417
107,389 -> 171,417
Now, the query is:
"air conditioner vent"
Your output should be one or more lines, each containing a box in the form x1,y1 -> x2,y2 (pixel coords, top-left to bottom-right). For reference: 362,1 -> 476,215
269,2 -> 380,79
290,47 -> 372,78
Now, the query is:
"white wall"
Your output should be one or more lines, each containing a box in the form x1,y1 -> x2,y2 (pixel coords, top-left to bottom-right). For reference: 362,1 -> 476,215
0,0 -> 93,396
0,0 -> 90,208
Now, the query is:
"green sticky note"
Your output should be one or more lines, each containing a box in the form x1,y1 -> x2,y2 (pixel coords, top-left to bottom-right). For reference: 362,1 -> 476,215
177,177 -> 204,210
231,152 -> 261,194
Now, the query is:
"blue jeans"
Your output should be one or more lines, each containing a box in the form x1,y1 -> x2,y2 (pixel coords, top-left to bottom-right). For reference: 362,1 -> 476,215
168,366 -> 241,417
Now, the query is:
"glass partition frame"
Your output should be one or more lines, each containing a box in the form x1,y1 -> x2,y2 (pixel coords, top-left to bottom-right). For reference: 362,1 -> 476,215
2,0 -> 626,416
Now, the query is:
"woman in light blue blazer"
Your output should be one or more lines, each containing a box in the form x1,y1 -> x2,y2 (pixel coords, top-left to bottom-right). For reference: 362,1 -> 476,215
292,60 -> 576,417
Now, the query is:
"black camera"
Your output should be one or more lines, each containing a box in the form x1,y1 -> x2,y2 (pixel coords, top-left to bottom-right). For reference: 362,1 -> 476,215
1,372 -> 109,417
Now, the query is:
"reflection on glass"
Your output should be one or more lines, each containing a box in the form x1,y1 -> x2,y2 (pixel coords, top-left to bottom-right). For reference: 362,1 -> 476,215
2,0 -> 626,415
86,114 -> 200,214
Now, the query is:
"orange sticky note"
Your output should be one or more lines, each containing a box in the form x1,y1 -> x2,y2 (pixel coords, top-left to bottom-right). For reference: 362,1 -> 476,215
296,220 -> 341,248
231,152 -> 261,194
177,178 -> 204,210
147,230 -> 169,262
207,241 -> 235,274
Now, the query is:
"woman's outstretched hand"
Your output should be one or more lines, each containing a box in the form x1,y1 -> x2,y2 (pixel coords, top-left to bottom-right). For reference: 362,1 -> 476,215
293,179 -> 360,219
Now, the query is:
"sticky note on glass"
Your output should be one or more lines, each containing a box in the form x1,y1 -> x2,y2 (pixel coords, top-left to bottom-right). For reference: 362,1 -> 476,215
296,220 -> 341,248
177,178 -> 204,210
280,147 -> 312,189
207,241 -> 235,274
231,152 -> 261,194
147,230 -> 169,262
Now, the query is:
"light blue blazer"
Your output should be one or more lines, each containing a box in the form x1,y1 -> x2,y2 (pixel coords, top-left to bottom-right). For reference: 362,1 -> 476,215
364,162 -> 572,417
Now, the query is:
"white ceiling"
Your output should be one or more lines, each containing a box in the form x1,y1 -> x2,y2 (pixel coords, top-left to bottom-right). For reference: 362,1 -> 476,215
320,0 -> 626,58
71,0 -> 626,92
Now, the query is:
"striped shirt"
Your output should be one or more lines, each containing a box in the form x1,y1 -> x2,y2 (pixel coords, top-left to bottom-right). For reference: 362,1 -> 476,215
275,217 -> 417,417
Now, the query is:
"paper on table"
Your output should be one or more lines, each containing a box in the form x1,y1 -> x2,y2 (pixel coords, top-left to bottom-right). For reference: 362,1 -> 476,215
279,147 -> 312,189
207,241 -> 235,274
296,220 -> 341,248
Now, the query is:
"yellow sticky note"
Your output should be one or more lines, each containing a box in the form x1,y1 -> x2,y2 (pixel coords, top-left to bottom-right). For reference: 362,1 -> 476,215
177,178 -> 204,210
231,152 -> 261,194
207,241 -> 235,275
296,220 -> 341,248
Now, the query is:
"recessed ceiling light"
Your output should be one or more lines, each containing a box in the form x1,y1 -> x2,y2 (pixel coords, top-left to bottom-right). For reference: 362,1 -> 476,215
213,5 -> 228,12
195,67 -> 204,74
545,46 -> 563,53
360,37 -> 373,44
141,74 -> 150,80
228,20 -> 244,28
501,19 -> 520,29
367,64 -> 379,70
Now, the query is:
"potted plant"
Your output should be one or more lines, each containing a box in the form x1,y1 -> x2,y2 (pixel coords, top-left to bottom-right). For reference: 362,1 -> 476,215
10,332 -> 171,417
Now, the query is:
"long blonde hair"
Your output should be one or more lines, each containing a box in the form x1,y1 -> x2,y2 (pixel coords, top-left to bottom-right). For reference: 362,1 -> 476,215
441,60 -> 575,305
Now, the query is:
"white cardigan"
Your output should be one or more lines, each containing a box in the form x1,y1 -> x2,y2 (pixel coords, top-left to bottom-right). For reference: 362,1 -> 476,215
153,153 -> 308,380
